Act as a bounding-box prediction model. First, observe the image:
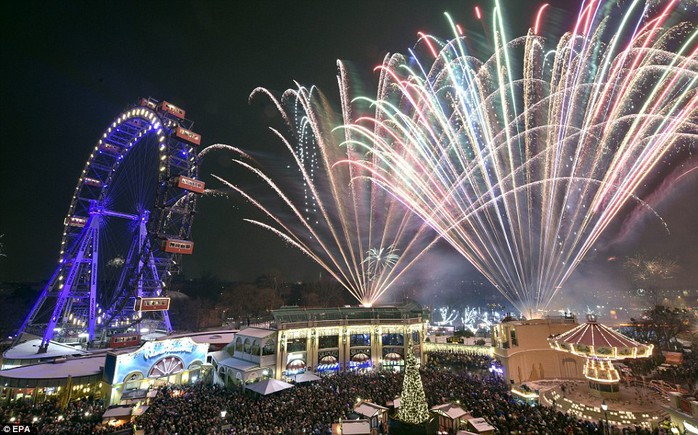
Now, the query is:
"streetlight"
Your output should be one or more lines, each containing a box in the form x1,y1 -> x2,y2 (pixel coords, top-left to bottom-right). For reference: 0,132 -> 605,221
601,401 -> 609,435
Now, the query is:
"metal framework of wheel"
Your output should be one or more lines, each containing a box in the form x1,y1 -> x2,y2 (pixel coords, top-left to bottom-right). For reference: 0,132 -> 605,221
17,98 -> 204,352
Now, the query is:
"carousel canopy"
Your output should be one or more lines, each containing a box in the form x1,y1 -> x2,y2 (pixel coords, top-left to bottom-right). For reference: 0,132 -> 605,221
548,315 -> 652,360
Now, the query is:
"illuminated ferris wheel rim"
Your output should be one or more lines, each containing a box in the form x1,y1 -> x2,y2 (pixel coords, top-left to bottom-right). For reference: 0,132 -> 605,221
61,105 -> 172,261
59,100 -> 203,263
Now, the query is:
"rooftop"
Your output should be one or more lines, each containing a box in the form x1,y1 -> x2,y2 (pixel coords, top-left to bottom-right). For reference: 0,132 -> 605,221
549,315 -> 652,359
354,401 -> 388,418
431,402 -> 470,420
341,419 -> 371,435
0,354 -> 104,380
468,417 -> 495,432
210,351 -> 261,372
4,336 -> 89,360
236,327 -> 276,339
272,300 -> 427,324
165,329 -> 237,345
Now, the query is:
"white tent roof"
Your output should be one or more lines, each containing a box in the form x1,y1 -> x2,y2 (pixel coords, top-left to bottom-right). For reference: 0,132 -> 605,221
386,398 -> 401,408
237,327 -> 276,339
341,420 -> 371,435
431,403 -> 469,420
468,417 -> 495,432
0,355 -> 104,379
4,337 -> 88,360
354,401 -> 388,418
101,405 -> 148,420
246,379 -> 294,395
102,406 -> 133,419
294,372 -> 321,383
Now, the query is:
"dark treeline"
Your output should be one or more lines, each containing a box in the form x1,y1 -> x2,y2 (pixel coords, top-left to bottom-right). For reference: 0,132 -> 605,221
0,273 -> 354,339
168,272 -> 355,331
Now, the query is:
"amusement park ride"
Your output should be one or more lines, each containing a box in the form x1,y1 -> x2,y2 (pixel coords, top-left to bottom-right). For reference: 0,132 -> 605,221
15,98 -> 203,353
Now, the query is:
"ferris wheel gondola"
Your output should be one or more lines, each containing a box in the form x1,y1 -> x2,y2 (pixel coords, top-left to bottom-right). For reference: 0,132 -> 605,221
17,98 -> 204,352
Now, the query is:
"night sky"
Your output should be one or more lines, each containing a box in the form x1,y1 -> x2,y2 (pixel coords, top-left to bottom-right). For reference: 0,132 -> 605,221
1,1 -> 696,302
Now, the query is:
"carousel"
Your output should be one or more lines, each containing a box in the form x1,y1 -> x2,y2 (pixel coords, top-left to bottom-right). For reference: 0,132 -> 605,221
548,314 -> 653,398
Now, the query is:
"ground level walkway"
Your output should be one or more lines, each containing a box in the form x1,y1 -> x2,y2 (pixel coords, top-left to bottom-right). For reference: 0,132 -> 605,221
529,379 -> 669,430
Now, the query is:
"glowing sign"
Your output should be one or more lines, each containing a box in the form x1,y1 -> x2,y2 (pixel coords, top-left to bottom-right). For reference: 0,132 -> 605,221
105,337 -> 207,384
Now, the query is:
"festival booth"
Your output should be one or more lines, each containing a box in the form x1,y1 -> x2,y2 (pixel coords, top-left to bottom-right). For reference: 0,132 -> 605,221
466,417 -> 496,434
101,404 -> 148,428
353,401 -> 389,434
103,337 -> 208,405
431,403 -> 470,432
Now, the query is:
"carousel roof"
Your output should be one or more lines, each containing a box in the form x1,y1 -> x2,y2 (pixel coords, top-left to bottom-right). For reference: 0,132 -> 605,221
548,315 -> 652,360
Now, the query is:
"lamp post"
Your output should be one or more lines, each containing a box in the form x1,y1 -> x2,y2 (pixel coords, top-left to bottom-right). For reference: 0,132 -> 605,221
601,401 -> 609,435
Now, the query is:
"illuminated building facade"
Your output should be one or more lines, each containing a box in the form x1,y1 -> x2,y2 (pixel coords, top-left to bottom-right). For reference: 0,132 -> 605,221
492,315 -> 586,385
211,302 -> 428,388
104,337 -> 208,405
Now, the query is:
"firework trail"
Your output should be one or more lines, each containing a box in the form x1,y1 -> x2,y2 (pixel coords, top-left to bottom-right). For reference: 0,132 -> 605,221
340,0 -> 697,317
214,85 -> 438,306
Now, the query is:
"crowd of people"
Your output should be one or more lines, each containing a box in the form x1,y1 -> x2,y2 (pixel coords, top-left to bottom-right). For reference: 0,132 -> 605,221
1,350 -> 678,434
426,349 -> 493,371
0,396 -> 128,434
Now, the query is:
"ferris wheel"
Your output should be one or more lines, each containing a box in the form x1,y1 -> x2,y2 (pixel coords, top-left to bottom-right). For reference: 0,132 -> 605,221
17,98 -> 205,352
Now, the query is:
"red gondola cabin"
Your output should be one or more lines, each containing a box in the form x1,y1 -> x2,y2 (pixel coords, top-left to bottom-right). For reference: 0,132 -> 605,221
157,101 -> 186,119
139,98 -> 157,110
109,334 -> 141,349
134,297 -> 171,312
176,176 -> 205,194
174,126 -> 201,146
161,238 -> 194,255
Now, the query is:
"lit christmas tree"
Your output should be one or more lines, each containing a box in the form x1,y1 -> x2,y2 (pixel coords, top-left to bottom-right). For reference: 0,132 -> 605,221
397,350 -> 430,424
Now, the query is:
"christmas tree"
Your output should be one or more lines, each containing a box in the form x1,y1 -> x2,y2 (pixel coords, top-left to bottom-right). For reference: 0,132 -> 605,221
397,350 -> 430,424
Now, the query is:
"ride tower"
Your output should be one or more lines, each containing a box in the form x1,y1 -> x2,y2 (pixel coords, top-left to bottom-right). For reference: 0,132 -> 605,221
16,98 -> 204,353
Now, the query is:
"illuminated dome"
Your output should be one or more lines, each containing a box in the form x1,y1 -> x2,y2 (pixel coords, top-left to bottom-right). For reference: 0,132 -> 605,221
548,314 -> 653,360
548,314 -> 653,397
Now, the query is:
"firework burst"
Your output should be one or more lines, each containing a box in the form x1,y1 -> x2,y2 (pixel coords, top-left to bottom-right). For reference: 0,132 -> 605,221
214,85 -> 437,306
340,0 -> 697,317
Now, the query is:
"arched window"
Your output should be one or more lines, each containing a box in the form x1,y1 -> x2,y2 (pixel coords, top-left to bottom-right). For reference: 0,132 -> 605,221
286,359 -> 306,373
251,340 -> 260,355
263,339 -> 275,355
351,353 -> 370,363
319,355 -> 337,365
244,338 -> 251,353
235,337 -> 243,352
384,352 -> 403,362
